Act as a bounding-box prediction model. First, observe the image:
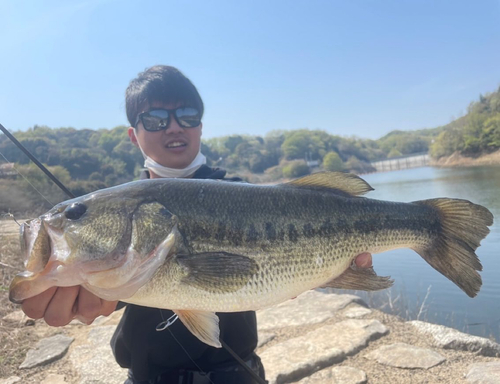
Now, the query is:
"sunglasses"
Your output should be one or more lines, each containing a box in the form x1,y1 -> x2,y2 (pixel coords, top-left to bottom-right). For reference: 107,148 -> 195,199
135,107 -> 201,131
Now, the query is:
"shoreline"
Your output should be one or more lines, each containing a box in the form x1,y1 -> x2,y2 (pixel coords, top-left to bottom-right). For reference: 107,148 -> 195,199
3,291 -> 500,383
430,149 -> 500,168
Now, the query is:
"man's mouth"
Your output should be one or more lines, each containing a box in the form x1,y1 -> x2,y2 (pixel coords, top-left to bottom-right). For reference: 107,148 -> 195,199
166,142 -> 187,148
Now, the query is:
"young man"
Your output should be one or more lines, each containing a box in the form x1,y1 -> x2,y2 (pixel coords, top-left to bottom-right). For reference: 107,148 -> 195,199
21,65 -> 373,384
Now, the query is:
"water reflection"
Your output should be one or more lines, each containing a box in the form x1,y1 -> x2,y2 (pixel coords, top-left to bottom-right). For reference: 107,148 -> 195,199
336,166 -> 500,340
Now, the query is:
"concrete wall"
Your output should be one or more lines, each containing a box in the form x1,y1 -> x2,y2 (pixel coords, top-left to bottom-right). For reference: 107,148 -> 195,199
370,153 -> 430,172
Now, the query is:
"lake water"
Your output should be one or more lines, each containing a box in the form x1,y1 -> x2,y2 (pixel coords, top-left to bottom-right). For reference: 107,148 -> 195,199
335,166 -> 500,341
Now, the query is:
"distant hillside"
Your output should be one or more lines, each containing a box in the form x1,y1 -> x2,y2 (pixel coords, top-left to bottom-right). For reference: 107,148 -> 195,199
1,84 -> 499,214
429,86 -> 500,159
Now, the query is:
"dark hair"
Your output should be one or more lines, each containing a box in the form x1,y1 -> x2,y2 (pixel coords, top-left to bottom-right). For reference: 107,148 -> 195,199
125,65 -> 204,127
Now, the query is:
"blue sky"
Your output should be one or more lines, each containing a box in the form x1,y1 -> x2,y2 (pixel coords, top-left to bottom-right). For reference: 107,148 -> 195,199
1,0 -> 499,140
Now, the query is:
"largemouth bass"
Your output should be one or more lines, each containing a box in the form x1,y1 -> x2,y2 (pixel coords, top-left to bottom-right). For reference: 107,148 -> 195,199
9,172 -> 493,347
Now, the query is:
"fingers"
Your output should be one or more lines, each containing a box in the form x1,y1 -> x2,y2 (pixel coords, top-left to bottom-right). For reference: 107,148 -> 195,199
44,286 -> 80,326
20,286 -> 118,327
99,299 -> 119,317
75,288 -> 118,324
21,286 -> 57,320
76,287 -> 104,324
354,252 -> 372,268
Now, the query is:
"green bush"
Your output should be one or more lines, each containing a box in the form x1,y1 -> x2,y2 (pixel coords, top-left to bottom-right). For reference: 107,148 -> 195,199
282,160 -> 310,178
322,151 -> 343,171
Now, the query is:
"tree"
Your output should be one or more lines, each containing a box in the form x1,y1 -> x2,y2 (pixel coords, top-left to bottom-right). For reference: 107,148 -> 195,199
322,152 -> 344,171
387,148 -> 402,158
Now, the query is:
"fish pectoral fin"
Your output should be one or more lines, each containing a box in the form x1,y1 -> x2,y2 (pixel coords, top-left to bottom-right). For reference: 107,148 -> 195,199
283,172 -> 374,196
176,252 -> 258,293
174,310 -> 221,348
321,266 -> 393,291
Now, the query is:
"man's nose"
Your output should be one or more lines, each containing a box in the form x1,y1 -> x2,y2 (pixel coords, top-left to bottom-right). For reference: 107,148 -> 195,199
164,117 -> 183,134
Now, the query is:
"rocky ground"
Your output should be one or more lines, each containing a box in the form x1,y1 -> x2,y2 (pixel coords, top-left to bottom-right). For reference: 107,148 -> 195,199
1,290 -> 500,384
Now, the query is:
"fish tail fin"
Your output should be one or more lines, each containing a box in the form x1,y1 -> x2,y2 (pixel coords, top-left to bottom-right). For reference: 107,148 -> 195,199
413,198 -> 493,298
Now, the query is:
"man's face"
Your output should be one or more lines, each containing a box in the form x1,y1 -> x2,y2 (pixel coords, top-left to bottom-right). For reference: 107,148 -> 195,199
128,102 -> 202,171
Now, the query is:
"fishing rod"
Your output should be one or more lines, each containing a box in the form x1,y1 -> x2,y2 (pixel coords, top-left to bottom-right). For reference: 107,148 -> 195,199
0,123 -> 75,199
0,122 -> 268,384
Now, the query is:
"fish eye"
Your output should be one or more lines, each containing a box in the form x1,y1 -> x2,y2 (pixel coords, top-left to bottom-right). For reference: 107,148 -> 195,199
64,203 -> 87,220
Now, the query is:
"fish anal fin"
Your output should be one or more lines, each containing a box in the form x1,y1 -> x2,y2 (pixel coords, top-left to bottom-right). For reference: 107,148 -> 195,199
321,266 -> 393,291
177,252 -> 258,293
283,172 -> 373,196
174,309 -> 221,348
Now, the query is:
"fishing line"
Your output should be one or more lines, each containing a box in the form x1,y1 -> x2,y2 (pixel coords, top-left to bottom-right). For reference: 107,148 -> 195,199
157,309 -> 268,384
156,313 -> 179,331
1,212 -> 22,226
0,123 -> 74,198
158,309 -> 217,384
0,149 -> 55,206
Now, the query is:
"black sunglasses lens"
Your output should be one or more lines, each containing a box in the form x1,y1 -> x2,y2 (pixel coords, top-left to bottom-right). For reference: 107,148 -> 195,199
175,107 -> 201,128
142,110 -> 170,131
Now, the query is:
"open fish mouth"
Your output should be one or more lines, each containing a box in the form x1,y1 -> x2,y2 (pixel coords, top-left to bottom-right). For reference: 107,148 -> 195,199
21,219 -> 52,274
10,218 -> 61,304
9,211 -> 178,304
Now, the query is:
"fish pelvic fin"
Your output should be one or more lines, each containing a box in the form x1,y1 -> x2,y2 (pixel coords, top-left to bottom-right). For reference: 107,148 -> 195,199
174,309 -> 221,348
413,198 -> 493,298
283,172 -> 374,196
321,265 -> 394,291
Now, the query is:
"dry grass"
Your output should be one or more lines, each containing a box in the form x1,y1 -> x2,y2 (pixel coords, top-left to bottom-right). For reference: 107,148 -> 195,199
0,219 -> 41,378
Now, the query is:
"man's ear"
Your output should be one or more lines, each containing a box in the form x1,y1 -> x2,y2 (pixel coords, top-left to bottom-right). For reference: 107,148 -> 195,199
128,127 -> 139,147
199,122 -> 203,137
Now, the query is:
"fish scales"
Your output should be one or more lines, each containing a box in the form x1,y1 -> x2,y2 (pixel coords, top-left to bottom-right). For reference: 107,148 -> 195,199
124,179 -> 442,311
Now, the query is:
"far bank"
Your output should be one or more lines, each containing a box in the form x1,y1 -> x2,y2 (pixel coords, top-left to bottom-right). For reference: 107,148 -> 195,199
431,149 -> 500,168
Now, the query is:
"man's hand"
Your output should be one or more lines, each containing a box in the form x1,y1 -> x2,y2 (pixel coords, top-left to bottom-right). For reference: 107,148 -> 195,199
354,252 -> 372,268
21,286 -> 118,326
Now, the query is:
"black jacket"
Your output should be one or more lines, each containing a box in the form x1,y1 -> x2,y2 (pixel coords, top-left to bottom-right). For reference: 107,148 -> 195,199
110,166 -> 258,381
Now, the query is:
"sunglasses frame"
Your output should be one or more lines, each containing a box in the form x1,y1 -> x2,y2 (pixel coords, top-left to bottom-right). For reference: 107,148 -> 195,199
134,107 -> 201,131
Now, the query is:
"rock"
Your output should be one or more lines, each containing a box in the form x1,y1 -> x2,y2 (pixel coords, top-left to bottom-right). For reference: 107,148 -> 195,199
466,362 -> 500,383
297,366 -> 367,384
258,331 -> 276,348
257,291 -> 367,331
0,377 -> 22,384
409,320 -> 500,356
41,374 -> 67,384
2,310 -> 26,323
70,325 -> 128,384
365,343 -> 445,369
343,305 -> 372,319
20,334 -> 74,369
260,319 -> 388,384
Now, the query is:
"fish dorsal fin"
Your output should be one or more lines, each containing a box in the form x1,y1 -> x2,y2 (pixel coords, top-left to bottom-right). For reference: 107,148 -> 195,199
283,172 -> 374,196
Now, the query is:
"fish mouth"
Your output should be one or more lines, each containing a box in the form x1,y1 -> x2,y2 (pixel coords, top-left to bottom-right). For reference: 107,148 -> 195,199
21,219 -> 53,274
9,271 -> 36,304
10,219 -> 56,303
